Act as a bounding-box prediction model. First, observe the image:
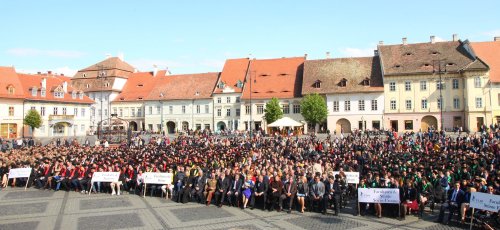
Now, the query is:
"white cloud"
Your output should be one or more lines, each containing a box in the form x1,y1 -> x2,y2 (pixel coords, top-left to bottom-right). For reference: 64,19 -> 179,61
6,48 -> 85,58
16,66 -> 78,77
129,58 -> 190,72
339,47 -> 375,57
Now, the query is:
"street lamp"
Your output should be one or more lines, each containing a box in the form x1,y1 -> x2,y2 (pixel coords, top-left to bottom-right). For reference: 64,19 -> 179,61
159,93 -> 164,135
249,70 -> 256,139
433,60 -> 447,132
96,65 -> 107,137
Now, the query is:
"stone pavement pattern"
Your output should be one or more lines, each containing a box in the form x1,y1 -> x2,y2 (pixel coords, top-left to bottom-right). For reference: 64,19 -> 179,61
0,188 -> 473,230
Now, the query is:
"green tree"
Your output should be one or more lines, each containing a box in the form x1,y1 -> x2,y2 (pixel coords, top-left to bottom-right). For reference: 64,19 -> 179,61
264,97 -> 283,124
300,93 -> 328,133
24,109 -> 42,136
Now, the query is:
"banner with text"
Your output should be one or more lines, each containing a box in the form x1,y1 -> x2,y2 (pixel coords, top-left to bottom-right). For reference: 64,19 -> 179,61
91,172 -> 120,182
470,192 -> 500,212
8,168 -> 32,179
144,172 -> 172,184
358,188 -> 400,204
332,171 -> 359,184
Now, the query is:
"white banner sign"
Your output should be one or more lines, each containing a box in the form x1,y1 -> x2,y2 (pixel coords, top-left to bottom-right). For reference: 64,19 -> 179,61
8,168 -> 32,179
470,192 -> 500,212
91,172 -> 120,182
332,171 -> 359,184
358,188 -> 400,204
144,172 -> 172,184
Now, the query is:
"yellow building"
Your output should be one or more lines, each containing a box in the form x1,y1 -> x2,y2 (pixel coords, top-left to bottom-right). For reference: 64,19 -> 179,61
378,36 -> 489,132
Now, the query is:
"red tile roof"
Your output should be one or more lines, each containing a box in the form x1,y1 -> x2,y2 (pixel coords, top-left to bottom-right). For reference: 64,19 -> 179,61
241,57 -> 305,100
471,41 -> 500,82
145,72 -> 220,100
214,58 -> 250,94
18,73 -> 94,104
114,71 -> 156,102
0,66 -> 25,99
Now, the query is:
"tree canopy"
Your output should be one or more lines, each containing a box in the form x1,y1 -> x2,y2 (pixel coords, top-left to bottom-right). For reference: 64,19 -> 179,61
24,109 -> 42,132
264,97 -> 283,124
300,93 -> 328,128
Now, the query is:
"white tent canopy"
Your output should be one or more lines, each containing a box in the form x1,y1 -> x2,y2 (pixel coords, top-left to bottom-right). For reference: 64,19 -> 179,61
267,117 -> 303,127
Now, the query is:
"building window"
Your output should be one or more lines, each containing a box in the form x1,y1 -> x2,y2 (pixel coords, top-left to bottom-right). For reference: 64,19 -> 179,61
226,97 -> 231,103
421,99 -> 428,109
405,81 -> 411,91
404,120 -> 413,130
453,98 -> 460,109
339,78 -> 347,87
344,101 -> 351,111
7,86 -> 15,95
182,106 -> 186,114
313,80 -> 321,88
131,108 -> 135,117
257,105 -> 264,114
81,124 -> 85,132
72,91 -> 76,99
32,87 -> 37,96
54,107 -> 58,115
283,104 -> 290,114
452,79 -> 459,89
169,106 -> 173,114
474,77 -> 481,88
8,107 -> 14,116
475,97 -> 482,108
420,81 -> 427,91
371,100 -> 377,111
54,92 -> 64,98
81,108 -> 85,117
390,100 -> 396,110
437,98 -> 442,109
236,108 -> 240,116
196,105 -> 200,114
105,109 -> 108,116
437,81 -> 445,90
41,88 -> 46,97
226,108 -> 231,116
148,106 -> 152,115
74,108 -> 78,117
293,104 -> 301,114
62,107 -> 67,115
41,107 -> 45,116
156,106 -> 161,114
79,92 -> 83,99
245,105 -> 251,114
119,108 -> 123,117
389,82 -> 396,91
362,78 -> 370,86
405,99 -> 412,110
205,105 -> 209,113
217,97 -> 221,103
137,108 -> 142,117
217,108 -> 221,117
358,100 -> 365,111
332,101 -> 339,112
30,106 -> 35,111
236,97 -> 241,103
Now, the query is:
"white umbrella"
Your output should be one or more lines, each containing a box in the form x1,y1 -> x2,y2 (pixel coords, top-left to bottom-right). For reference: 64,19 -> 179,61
267,117 -> 303,127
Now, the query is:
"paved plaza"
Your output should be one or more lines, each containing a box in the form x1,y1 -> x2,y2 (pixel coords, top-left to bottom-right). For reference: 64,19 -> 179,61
0,187 -> 473,230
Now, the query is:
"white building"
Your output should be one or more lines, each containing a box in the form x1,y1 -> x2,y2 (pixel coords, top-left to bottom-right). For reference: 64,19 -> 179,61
0,67 -> 25,139
302,57 -> 385,133
18,73 -> 93,137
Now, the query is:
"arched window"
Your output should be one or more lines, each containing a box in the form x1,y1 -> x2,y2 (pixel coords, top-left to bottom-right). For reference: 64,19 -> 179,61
313,80 -> 321,88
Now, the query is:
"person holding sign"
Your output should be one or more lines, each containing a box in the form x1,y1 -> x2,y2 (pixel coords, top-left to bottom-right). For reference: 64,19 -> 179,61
460,187 -> 476,224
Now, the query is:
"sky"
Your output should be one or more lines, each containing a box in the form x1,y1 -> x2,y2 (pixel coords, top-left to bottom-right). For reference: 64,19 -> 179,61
1,0 -> 499,76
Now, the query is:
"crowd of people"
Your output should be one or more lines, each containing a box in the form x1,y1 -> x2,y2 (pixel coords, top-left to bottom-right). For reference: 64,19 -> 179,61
0,127 -> 499,229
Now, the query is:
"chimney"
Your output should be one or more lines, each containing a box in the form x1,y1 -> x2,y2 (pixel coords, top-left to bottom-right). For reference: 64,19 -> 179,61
495,36 -> 500,42
378,41 -> 384,45
105,54 -> 112,59
152,65 -> 158,77
37,71 -> 41,75
452,34 -> 458,42
62,81 -> 68,93
326,52 -> 331,59
430,35 -> 436,44
374,49 -> 379,56
164,67 -> 170,76
304,53 -> 308,59
41,78 -> 47,89
47,71 -> 52,75
402,37 -> 408,45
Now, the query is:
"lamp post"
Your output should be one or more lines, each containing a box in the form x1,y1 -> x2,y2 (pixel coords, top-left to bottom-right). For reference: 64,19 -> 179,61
433,60 -> 447,132
96,65 -> 107,138
159,93 -> 164,134
249,71 -> 256,139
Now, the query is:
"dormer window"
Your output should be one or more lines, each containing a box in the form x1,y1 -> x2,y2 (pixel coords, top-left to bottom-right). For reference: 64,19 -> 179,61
279,73 -> 288,76
423,63 -> 431,67
7,85 -> 15,95
362,78 -> 370,86
260,74 -> 269,77
86,84 -> 90,89
138,97 -> 143,100
104,82 -> 110,88
54,91 -> 64,98
72,91 -> 77,99
32,87 -> 38,96
339,78 -> 347,87
195,91 -> 200,96
137,84 -> 144,87
431,51 -> 440,55
313,80 -> 321,88
446,62 -> 455,66
404,52 -> 413,56
236,80 -> 243,88
395,64 -> 401,68
82,73 -> 87,78
218,81 -> 225,89
41,88 -> 46,97
79,92 -> 84,99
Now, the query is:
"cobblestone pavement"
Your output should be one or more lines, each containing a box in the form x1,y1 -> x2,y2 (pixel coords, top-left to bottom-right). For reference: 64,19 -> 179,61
0,187 -> 476,230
